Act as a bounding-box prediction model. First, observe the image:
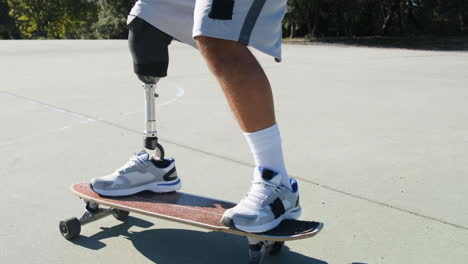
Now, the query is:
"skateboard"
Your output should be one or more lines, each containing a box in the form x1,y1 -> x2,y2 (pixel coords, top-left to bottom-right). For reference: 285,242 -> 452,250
60,183 -> 323,264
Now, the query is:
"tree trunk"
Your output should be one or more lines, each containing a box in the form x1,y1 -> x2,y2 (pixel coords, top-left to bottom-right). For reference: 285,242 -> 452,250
459,0 -> 466,33
407,0 -> 424,33
382,0 -> 400,35
397,1 -> 403,35
309,1 -> 321,38
289,22 -> 295,38
460,14 -> 465,33
337,0 -> 345,37
310,11 -> 319,38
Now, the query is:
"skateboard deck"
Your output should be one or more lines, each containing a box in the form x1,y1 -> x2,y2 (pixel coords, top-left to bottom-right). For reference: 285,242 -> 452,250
61,183 -> 323,263
69,183 -> 323,242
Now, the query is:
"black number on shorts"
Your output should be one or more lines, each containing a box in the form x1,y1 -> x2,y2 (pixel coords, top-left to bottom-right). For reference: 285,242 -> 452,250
209,0 -> 235,20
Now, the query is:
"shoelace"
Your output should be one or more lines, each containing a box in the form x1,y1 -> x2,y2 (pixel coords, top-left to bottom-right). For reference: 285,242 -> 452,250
117,153 -> 148,173
242,180 -> 281,205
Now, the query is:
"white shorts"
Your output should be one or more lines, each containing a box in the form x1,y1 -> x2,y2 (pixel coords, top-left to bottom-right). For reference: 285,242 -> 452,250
129,0 -> 287,61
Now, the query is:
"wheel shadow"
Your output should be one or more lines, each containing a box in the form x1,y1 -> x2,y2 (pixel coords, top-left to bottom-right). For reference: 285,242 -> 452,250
70,216 -> 154,250
128,229 -> 328,264
69,216 -> 328,264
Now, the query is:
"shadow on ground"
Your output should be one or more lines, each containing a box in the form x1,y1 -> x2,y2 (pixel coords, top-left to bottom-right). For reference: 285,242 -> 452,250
71,216 -> 155,250
285,36 -> 468,51
71,216 -> 328,264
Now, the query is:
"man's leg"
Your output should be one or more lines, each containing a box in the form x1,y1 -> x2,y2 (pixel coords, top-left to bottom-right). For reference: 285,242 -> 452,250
195,36 -> 289,183
196,36 -> 300,233
195,36 -> 275,133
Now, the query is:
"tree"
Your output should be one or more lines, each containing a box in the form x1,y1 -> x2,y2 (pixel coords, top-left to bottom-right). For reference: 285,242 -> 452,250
0,0 -> 18,39
285,0 -> 323,39
382,0 -> 402,35
94,0 -> 134,39
7,0 -> 96,39
4,0 -> 468,39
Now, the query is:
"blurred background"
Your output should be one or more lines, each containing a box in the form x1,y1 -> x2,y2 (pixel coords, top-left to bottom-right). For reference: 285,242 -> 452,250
1,0 -> 467,41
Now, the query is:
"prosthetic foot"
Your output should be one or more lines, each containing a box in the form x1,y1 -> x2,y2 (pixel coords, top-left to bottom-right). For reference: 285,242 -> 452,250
89,78 -> 181,196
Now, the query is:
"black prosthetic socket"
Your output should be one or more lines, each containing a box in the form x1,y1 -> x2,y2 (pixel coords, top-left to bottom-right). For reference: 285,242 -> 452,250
128,16 -> 173,78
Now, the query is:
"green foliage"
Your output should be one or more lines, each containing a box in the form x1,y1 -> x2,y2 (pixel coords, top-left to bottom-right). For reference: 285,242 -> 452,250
94,0 -> 134,39
284,0 -> 321,38
1,0 -> 467,39
284,0 -> 468,38
0,0 -> 18,39
6,0 -> 96,39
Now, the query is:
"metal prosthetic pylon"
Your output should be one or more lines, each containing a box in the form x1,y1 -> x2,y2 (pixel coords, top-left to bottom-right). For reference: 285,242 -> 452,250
142,77 -> 165,160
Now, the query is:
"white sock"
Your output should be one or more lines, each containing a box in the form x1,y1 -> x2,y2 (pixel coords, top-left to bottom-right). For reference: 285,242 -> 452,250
244,123 -> 291,189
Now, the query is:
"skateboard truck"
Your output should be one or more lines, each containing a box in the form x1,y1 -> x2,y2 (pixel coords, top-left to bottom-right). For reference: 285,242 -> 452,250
59,201 -> 129,240
142,77 -> 165,160
247,237 -> 284,264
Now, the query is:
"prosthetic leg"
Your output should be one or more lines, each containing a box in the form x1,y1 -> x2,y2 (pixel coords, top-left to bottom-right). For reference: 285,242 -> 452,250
128,16 -> 173,160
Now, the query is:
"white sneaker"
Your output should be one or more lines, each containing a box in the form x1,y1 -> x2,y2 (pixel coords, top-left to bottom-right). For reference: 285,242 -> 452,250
221,168 -> 301,233
90,150 -> 181,196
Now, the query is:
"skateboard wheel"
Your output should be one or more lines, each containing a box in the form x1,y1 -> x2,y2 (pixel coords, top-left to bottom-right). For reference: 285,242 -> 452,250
59,217 -> 81,240
268,241 -> 284,255
112,209 -> 130,221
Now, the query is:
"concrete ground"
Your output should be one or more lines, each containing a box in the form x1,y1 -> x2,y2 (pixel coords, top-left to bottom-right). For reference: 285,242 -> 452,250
0,40 -> 467,264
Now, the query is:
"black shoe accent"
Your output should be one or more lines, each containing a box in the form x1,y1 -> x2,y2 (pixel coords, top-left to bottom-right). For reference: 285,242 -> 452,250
296,196 -> 300,207
259,220 -> 323,236
270,198 -> 286,219
261,169 -> 277,180
150,158 -> 172,168
221,216 -> 236,229
291,180 -> 298,192
163,167 -> 177,181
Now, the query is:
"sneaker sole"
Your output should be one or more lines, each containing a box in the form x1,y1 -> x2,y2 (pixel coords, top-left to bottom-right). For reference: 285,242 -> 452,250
91,178 -> 182,197
227,206 -> 303,233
